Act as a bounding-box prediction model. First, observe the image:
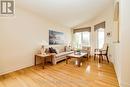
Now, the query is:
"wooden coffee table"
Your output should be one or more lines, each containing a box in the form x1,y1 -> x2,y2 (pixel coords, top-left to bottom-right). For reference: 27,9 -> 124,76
66,53 -> 87,67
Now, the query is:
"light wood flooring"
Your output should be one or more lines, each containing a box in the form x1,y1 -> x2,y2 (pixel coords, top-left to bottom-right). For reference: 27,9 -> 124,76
0,57 -> 119,87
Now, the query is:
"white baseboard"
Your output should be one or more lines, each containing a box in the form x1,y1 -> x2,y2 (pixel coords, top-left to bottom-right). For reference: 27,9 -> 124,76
113,59 -> 130,87
0,64 -> 33,75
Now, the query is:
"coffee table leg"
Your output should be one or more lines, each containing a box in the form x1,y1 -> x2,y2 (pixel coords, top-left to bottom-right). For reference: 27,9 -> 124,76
87,54 -> 89,60
77,58 -> 81,67
66,56 -> 69,64
35,55 -> 37,66
42,58 -> 45,69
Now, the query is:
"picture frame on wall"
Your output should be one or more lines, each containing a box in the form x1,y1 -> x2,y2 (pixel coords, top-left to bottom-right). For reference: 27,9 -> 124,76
49,30 -> 65,45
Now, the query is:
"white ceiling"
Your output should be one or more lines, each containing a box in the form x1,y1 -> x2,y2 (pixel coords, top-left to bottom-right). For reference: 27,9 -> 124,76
17,0 -> 113,28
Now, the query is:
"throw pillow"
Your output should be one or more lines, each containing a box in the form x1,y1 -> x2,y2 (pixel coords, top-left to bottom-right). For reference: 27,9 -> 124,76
52,47 -> 57,54
55,48 -> 60,54
49,47 -> 52,53
49,47 -> 57,54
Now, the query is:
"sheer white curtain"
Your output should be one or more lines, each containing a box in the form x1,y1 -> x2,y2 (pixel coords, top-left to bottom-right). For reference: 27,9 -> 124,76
74,32 -> 91,49
96,28 -> 105,49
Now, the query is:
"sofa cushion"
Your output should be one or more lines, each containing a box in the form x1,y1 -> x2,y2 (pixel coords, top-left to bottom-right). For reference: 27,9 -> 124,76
55,51 -> 74,58
66,51 -> 74,54
55,52 -> 67,57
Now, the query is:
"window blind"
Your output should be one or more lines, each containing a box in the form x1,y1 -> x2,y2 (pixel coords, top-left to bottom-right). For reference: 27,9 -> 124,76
94,21 -> 105,31
73,27 -> 91,33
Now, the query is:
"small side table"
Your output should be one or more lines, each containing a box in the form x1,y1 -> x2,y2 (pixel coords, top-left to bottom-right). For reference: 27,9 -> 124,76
34,53 -> 54,69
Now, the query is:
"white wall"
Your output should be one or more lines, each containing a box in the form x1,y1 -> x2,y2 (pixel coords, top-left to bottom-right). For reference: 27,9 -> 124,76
74,4 -> 114,61
110,0 -> 130,86
0,7 -> 71,75
118,0 -> 130,86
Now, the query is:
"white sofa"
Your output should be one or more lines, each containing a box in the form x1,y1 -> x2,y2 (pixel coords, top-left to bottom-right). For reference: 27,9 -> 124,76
53,51 -> 74,64
46,46 -> 73,64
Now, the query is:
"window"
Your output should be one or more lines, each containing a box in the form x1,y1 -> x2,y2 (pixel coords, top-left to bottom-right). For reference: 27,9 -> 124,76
75,32 -> 82,48
74,32 -> 90,48
82,32 -> 90,46
97,28 -> 105,49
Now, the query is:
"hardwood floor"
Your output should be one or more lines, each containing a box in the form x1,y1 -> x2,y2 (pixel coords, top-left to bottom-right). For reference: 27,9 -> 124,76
0,57 -> 119,87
